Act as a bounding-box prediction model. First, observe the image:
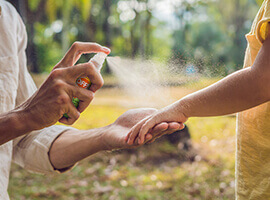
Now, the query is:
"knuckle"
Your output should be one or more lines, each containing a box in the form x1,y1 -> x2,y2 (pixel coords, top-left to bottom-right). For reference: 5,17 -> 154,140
92,42 -> 99,47
99,77 -> 104,87
151,116 -> 158,124
85,63 -> 95,71
75,112 -> 80,120
50,68 -> 62,79
69,113 -> 80,124
56,94 -> 69,105
53,79 -> 66,91
66,120 -> 74,125
141,124 -> 148,131
95,80 -> 104,90
71,41 -> 80,49
129,133 -> 134,140
87,91 -> 94,101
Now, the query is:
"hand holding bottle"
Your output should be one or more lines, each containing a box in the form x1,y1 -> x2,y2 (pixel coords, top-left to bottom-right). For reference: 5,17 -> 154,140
63,52 -> 109,118
16,42 -> 110,130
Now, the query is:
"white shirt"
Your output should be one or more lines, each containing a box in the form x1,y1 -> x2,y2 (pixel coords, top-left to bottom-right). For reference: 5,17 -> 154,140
0,1 -> 75,199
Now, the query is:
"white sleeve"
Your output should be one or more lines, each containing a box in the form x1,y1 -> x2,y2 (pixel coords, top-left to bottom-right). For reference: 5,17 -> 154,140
13,126 -> 77,174
12,8 -> 78,174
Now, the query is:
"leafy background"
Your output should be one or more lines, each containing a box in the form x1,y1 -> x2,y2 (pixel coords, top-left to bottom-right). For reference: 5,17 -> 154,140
6,0 -> 264,199
8,0 -> 263,75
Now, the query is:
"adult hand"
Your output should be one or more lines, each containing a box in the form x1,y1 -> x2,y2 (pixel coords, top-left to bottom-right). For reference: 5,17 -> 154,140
100,108 -> 185,151
16,42 -> 110,130
49,108 -> 184,169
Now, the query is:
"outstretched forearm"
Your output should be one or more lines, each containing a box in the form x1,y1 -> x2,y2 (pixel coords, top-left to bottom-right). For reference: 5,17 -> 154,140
127,59 -> 270,145
126,27 -> 270,145
49,127 -> 109,170
179,67 -> 268,117
178,37 -> 270,118
49,108 -> 183,170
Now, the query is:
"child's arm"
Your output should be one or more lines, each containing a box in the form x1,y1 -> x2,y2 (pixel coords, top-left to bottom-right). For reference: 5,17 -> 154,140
126,33 -> 270,145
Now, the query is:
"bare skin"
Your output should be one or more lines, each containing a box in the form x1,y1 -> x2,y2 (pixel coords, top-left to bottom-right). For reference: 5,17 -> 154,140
126,29 -> 270,145
0,42 -> 110,145
0,41 -> 184,171
49,108 -> 184,170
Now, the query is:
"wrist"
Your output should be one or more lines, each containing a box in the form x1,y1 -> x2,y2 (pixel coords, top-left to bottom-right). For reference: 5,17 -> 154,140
4,109 -> 34,140
13,108 -> 35,133
176,98 -> 191,120
15,99 -> 48,131
98,125 -> 115,151
90,127 -> 110,152
76,126 -> 112,153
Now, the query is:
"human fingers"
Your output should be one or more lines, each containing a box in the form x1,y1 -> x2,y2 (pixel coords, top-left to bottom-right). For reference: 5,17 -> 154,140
154,122 -> 183,139
140,122 -> 168,143
134,133 -> 153,146
138,116 -> 184,144
153,123 -> 181,139
167,122 -> 182,133
56,42 -> 110,68
125,117 -> 150,145
151,122 -> 169,133
67,85 -> 95,113
58,99 -> 81,125
142,122 -> 169,144
64,63 -> 104,92
137,116 -> 159,145
146,122 -> 185,144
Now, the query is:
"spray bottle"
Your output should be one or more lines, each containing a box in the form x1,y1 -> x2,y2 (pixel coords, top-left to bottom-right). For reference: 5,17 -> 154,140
63,52 -> 108,118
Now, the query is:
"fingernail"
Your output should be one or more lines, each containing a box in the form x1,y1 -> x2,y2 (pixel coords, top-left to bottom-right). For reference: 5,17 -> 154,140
102,47 -> 111,54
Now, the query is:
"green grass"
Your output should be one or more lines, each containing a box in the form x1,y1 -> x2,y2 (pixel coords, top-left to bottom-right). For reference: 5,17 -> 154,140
8,76 -> 236,200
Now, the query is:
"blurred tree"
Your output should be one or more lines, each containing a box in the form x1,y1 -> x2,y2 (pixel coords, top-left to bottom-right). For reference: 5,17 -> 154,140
255,0 -> 264,5
209,0 -> 259,70
26,0 -> 47,73
171,0 -> 260,76
8,0 -> 46,73
45,0 -> 92,53
116,0 -> 154,58
6,0 -> 263,76
172,1 -> 205,66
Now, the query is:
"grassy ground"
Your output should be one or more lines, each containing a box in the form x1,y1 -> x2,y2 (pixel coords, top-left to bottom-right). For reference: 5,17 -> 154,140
8,76 -> 236,200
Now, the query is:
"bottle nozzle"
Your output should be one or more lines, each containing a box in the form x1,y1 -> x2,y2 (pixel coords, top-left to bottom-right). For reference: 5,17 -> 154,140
90,52 -> 108,71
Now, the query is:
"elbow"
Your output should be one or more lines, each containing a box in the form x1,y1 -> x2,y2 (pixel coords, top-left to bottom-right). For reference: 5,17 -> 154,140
263,73 -> 270,101
255,70 -> 270,102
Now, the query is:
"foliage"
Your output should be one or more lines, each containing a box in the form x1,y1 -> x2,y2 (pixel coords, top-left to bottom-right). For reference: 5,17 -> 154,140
8,0 -> 263,75
171,0 -> 260,75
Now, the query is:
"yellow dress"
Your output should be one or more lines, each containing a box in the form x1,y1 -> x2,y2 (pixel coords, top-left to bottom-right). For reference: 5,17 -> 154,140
237,0 -> 270,199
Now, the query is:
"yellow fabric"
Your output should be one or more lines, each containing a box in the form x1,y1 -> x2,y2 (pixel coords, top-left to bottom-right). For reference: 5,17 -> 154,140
236,1 -> 270,199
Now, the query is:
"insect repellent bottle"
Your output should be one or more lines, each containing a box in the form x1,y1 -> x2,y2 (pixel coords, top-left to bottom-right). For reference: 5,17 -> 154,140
63,52 -> 108,119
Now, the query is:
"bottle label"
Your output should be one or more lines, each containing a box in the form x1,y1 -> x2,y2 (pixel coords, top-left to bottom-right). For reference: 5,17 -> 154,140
76,77 -> 91,89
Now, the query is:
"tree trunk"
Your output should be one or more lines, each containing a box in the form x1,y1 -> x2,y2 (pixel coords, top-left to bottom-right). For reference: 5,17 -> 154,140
26,21 -> 39,73
131,10 -> 140,58
25,0 -> 43,73
61,0 -> 72,54
145,9 -> 152,59
103,0 -> 112,73
9,0 -> 46,73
